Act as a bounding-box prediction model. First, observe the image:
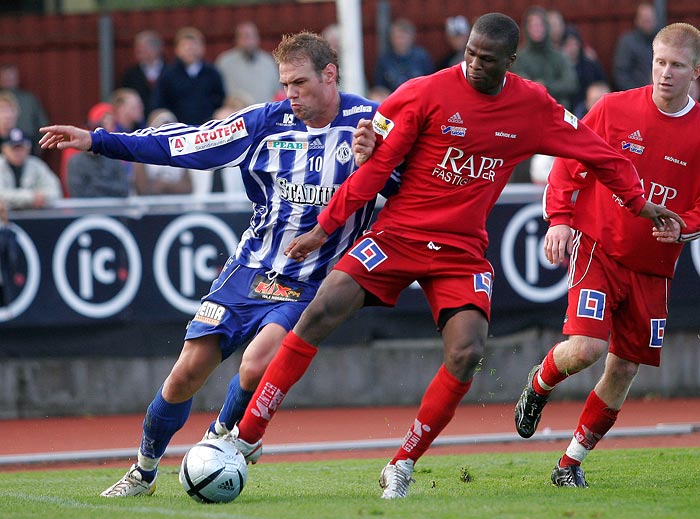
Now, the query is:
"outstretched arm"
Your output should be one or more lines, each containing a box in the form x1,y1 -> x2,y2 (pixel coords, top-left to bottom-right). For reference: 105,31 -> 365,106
39,125 -> 92,151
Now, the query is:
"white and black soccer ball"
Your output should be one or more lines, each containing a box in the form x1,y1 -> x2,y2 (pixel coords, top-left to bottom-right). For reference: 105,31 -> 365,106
179,438 -> 248,503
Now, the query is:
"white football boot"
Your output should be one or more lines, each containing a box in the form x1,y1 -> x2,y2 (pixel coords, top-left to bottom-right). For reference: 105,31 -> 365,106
231,424 -> 263,464
202,422 -> 262,464
379,459 -> 416,499
100,464 -> 156,497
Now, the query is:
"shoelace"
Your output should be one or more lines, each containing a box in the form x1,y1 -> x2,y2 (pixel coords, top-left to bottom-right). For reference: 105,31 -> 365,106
106,473 -> 144,495
387,466 -> 416,497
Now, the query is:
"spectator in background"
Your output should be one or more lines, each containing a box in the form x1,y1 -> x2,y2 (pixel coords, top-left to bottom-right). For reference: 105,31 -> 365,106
215,22 -> 279,105
0,199 -> 20,307
373,18 -> 434,92
438,15 -> 471,69
0,127 -> 62,209
67,103 -> 129,198
531,80 -> 612,185
0,91 -> 20,143
120,30 -> 165,118
547,9 -> 566,50
512,6 -> 579,110
111,88 -> 145,133
561,26 -> 607,116
217,92 -> 254,116
574,80 -> 611,119
321,23 -> 340,54
133,109 -> 192,196
612,3 -> 658,90
155,27 -> 225,125
0,63 -> 48,154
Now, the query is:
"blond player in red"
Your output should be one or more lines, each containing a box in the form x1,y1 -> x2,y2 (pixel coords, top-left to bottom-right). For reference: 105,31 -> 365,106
228,13 -> 682,499
515,22 -> 700,487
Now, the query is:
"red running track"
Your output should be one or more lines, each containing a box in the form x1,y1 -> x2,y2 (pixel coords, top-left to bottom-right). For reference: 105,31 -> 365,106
1,398 -> 698,470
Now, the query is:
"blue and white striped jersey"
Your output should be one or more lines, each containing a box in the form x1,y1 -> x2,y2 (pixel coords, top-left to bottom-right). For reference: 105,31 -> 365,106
91,93 -> 395,282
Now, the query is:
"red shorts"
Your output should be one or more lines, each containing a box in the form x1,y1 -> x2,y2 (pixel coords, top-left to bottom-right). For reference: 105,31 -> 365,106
563,231 -> 669,367
333,230 -> 494,326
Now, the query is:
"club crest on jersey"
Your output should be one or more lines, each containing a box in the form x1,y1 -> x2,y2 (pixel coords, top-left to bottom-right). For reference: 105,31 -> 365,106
563,109 -> 578,129
649,318 -> 666,348
335,141 -> 352,165
577,289 -> 605,320
192,301 -> 226,326
621,141 -> 645,155
348,237 -> 388,271
169,119 -> 247,156
372,111 -> 394,138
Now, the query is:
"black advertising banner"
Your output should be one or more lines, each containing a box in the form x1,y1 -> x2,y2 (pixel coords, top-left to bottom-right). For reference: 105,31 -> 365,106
1,189 -> 698,354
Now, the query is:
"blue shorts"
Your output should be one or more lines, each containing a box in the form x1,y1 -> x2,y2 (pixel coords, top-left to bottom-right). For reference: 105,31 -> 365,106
185,260 -> 321,360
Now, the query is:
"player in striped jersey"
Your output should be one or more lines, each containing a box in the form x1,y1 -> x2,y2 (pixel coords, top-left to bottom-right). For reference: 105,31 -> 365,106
41,31 -> 398,498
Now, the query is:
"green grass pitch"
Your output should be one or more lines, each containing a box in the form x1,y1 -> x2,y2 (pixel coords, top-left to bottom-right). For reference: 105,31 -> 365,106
1,448 -> 698,519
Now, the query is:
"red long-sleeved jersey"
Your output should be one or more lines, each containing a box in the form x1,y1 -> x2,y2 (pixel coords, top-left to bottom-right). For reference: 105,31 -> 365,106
546,86 -> 700,278
318,66 -> 646,262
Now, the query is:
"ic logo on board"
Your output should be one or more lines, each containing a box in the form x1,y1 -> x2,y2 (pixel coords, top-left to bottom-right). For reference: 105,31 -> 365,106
153,213 -> 239,315
500,203 -> 568,303
0,224 -> 41,322
52,215 -> 142,319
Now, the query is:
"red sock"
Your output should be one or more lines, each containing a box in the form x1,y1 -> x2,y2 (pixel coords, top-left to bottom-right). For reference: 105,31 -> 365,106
391,364 -> 472,464
237,331 -> 317,443
573,390 -> 618,449
533,344 -> 573,396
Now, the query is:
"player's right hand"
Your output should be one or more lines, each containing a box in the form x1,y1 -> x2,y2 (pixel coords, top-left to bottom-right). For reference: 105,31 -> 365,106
39,125 -> 93,151
544,224 -> 573,266
285,224 -> 329,262
639,201 -> 686,230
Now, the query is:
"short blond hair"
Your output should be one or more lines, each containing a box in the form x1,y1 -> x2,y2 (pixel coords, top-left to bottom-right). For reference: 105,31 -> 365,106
653,23 -> 700,66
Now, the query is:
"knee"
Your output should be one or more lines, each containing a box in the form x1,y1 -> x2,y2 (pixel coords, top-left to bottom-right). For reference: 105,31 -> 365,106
606,358 -> 639,381
566,337 -> 607,369
446,340 -> 485,377
238,357 -> 266,389
163,368 -> 203,401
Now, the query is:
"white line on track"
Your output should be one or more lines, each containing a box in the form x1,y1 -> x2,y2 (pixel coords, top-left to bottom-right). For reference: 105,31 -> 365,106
1,423 -> 697,466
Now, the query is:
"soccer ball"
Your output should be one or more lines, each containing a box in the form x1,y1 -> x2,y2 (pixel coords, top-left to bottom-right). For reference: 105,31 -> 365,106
179,438 -> 248,503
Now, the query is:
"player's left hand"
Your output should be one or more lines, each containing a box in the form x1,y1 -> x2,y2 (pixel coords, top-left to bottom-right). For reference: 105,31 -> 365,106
652,218 -> 681,243
285,224 -> 328,262
639,201 -> 686,230
352,119 -> 376,166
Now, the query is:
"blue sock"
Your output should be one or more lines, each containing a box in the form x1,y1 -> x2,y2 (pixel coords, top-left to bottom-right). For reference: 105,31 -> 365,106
140,387 -> 192,463
215,373 -> 254,431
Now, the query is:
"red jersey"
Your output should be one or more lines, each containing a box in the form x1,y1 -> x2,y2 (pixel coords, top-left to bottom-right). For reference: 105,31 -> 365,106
319,66 -> 645,261
546,86 -> 700,278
